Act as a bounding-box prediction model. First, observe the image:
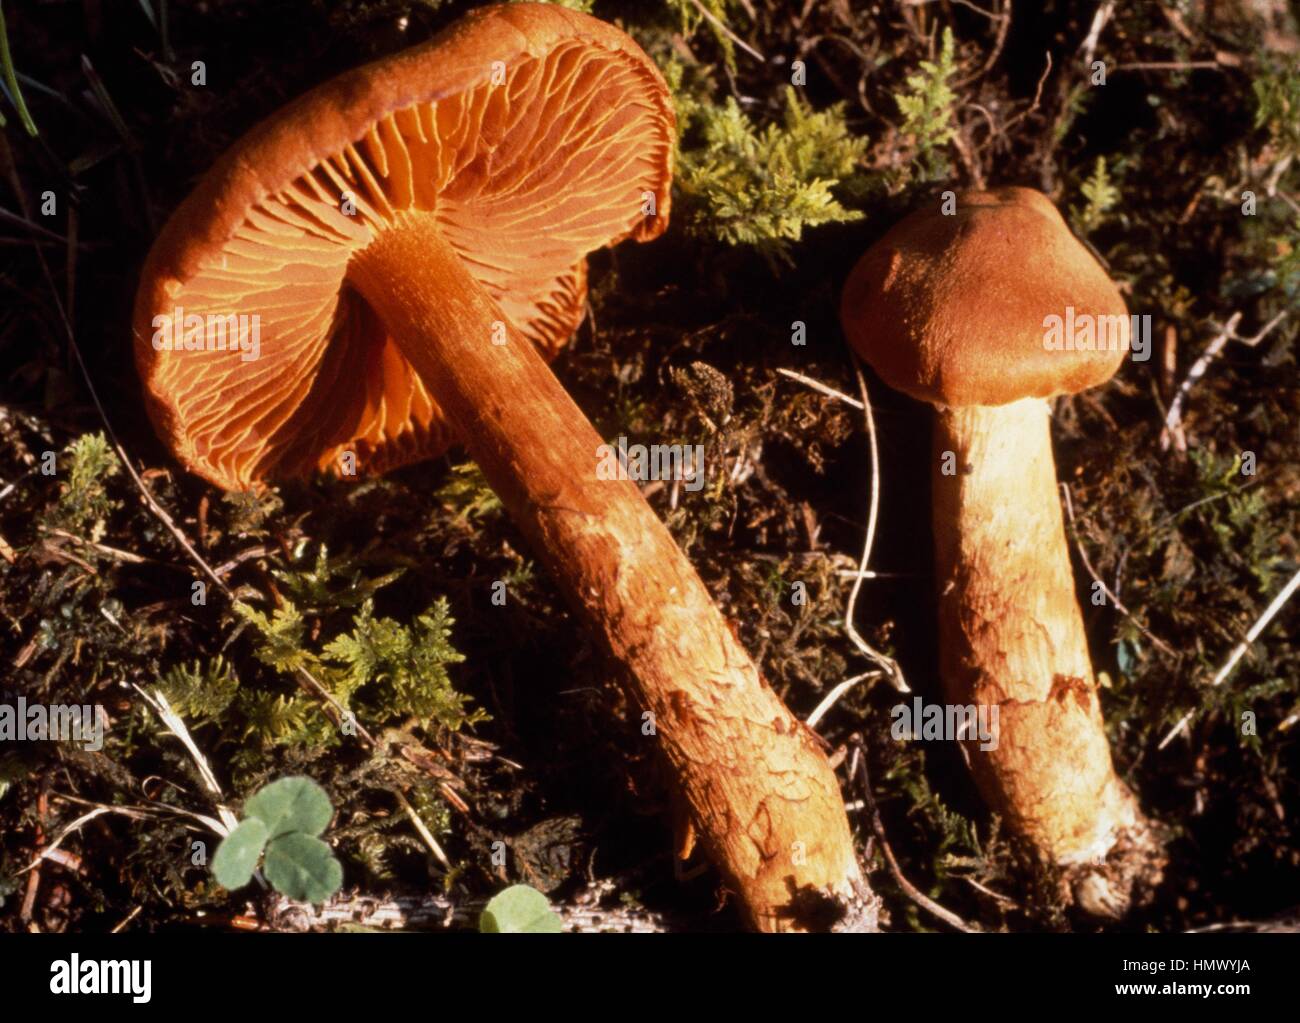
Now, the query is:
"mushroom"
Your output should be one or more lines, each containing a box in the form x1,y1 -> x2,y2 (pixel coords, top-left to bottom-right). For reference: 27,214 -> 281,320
134,4 -> 873,932
840,187 -> 1162,912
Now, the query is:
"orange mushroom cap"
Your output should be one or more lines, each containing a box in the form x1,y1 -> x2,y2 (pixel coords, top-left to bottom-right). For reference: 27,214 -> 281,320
841,187 -> 1129,408
134,3 -> 674,490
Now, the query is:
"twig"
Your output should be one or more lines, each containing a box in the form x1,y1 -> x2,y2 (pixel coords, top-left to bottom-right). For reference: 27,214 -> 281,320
775,367 -> 863,410
1158,566 -> 1300,749
0,203 -> 68,241
17,795 -> 229,876
1112,61 -> 1224,72
1160,3 -> 1196,42
19,794 -> 47,927
1002,51 -> 1052,134
1079,0 -> 1115,69
954,0 -> 1012,86
52,791 -> 228,838
1161,311 -> 1288,451
902,0 -> 1001,19
18,807 -> 115,874
688,0 -> 765,62
950,126 -> 986,192
1186,911 -> 1300,934
133,685 -> 239,833
963,875 -> 1018,909
845,358 -> 909,692
394,790 -> 451,870
295,665 -> 379,748
777,364 -> 907,692
45,528 -> 151,564
850,737 -> 978,932
806,671 -> 883,728
111,906 -> 143,933
0,462 -> 42,503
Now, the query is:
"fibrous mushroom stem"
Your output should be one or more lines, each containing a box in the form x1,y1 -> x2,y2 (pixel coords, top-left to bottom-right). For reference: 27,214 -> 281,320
348,215 -> 874,932
931,398 -> 1149,875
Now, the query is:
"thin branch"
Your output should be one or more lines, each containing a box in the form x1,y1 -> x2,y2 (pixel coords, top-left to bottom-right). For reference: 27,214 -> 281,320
394,790 -> 451,870
18,807 -> 115,875
18,796 -> 228,875
775,367 -> 863,410
1159,566 -> 1300,749
845,357 -> 909,692
901,0 -> 1001,19
688,0 -> 765,62
295,665 -> 378,748
1162,311 -> 1288,452
776,364 -> 908,693
1112,61 -> 1224,72
1002,51 -> 1052,134
1079,0 -> 1115,69
133,685 -> 239,833
0,203 -> 69,241
850,737 -> 978,932
806,671 -> 883,728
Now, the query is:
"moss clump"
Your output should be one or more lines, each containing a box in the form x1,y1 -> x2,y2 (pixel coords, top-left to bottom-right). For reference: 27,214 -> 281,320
671,72 -> 869,265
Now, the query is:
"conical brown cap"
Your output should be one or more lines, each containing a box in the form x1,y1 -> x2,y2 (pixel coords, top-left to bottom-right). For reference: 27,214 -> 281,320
841,187 -> 1129,408
134,3 -> 673,489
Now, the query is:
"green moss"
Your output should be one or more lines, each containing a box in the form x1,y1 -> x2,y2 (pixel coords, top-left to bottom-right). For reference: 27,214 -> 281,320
893,27 -> 958,181
674,80 -> 868,265
1072,156 -> 1121,235
41,432 -> 120,539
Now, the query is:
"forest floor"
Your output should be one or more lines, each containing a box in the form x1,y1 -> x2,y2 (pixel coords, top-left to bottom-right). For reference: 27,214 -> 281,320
0,0 -> 1297,932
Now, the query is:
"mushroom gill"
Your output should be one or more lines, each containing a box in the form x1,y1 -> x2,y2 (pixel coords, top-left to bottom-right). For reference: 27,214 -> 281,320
144,38 -> 666,489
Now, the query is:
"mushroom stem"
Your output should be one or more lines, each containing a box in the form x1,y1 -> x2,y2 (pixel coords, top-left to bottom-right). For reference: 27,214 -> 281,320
349,217 -> 874,932
932,398 -> 1152,886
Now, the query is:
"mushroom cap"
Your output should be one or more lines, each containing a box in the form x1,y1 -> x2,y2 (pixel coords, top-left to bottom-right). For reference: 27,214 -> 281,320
840,187 -> 1129,408
134,3 -> 674,490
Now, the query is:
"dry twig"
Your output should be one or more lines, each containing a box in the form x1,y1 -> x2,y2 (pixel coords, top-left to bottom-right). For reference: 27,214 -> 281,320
776,364 -> 909,695
850,736 -> 978,932
1159,566 -> 1300,749
1161,311 -> 1289,452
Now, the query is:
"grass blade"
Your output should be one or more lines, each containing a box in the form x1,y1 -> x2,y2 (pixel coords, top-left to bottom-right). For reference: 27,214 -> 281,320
0,0 -> 39,135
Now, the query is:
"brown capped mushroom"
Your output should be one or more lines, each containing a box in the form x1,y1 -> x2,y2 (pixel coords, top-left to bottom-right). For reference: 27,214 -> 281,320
841,187 -> 1163,913
134,3 -> 874,932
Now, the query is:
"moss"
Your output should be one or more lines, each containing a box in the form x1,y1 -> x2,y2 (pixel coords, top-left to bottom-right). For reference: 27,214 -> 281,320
673,80 -> 870,265
0,0 -> 1296,933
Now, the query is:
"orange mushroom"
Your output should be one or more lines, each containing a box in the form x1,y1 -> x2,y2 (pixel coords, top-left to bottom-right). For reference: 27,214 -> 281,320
134,4 -> 874,931
841,187 -> 1163,914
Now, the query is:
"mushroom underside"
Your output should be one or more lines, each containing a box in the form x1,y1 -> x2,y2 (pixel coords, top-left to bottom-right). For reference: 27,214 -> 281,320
144,39 -> 666,488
